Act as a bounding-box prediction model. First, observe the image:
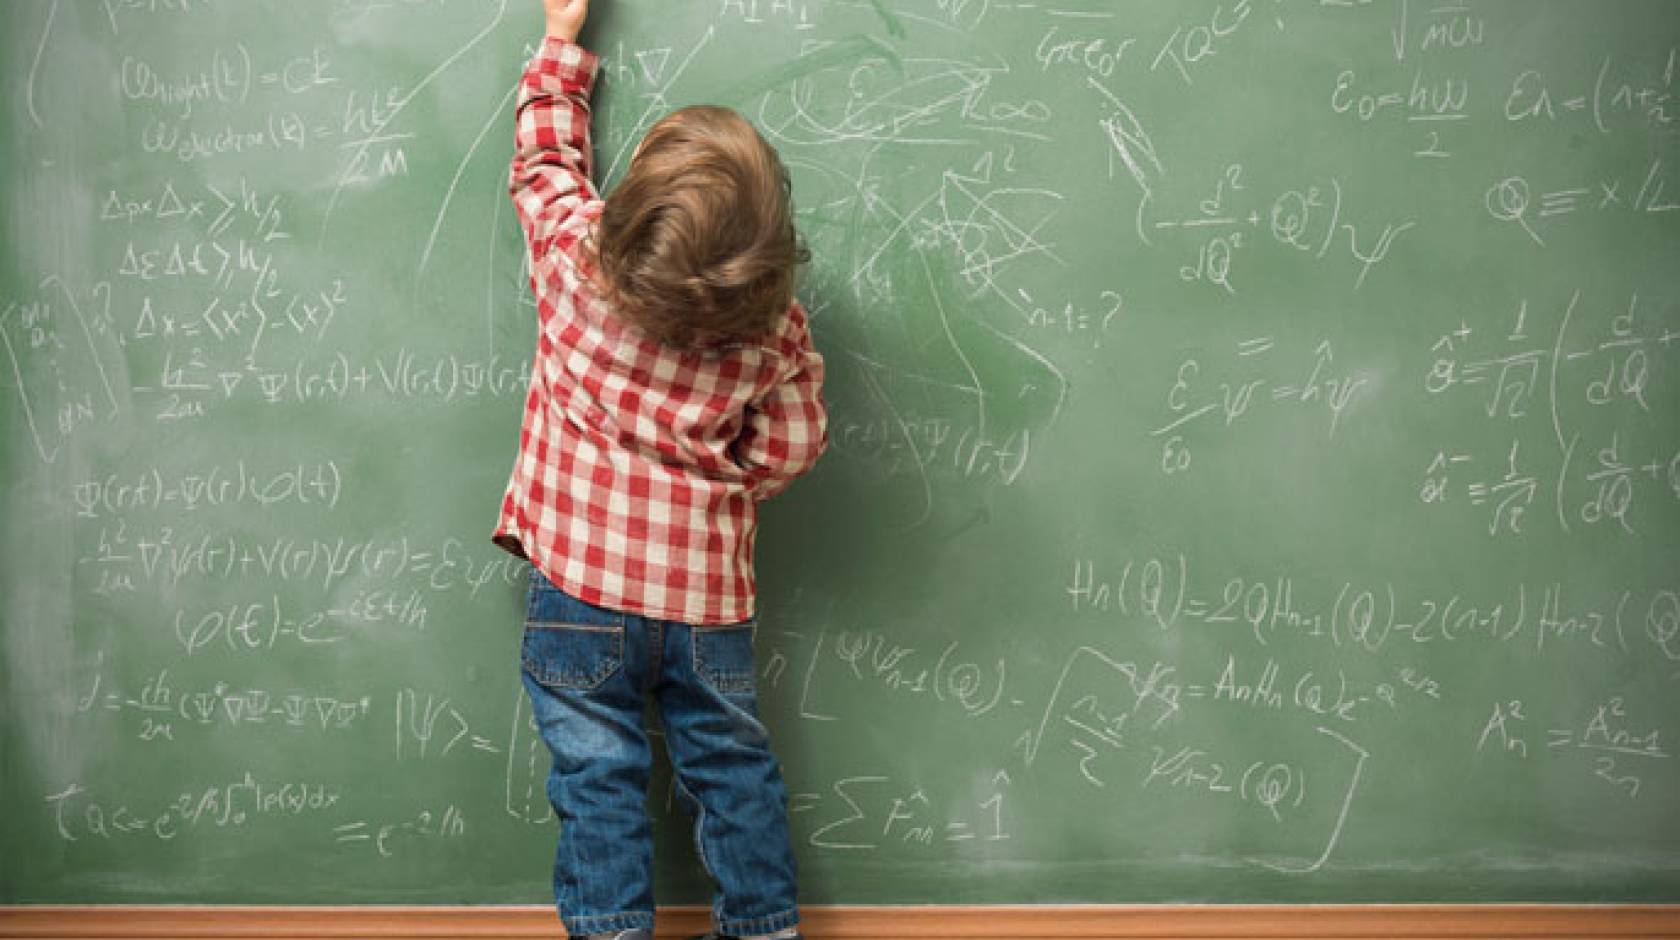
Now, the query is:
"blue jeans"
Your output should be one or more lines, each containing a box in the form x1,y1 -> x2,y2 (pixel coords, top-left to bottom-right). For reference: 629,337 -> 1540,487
518,567 -> 801,938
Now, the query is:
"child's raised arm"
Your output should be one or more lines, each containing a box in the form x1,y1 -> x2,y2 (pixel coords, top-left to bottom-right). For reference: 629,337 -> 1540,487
510,0 -> 597,281
732,302 -> 829,501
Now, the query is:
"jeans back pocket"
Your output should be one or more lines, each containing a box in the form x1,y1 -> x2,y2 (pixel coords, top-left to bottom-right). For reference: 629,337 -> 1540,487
522,571 -> 626,692
692,622 -> 758,695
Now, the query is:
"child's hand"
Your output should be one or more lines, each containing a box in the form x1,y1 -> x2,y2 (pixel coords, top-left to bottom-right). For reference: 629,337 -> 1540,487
543,0 -> 588,42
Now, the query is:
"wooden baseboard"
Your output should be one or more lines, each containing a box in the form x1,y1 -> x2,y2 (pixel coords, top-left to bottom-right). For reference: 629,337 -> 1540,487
1,905 -> 1677,939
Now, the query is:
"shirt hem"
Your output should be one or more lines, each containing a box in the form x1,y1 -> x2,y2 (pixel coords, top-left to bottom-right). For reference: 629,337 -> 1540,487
490,525 -> 756,627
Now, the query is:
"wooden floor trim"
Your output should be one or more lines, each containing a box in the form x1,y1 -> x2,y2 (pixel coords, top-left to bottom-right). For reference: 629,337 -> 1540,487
1,905 -> 1677,939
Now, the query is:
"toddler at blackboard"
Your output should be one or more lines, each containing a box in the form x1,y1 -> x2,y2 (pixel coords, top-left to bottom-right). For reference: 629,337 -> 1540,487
488,1 -> 824,938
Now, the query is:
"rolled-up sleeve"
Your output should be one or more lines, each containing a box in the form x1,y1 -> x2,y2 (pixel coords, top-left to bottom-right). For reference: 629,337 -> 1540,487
731,302 -> 829,501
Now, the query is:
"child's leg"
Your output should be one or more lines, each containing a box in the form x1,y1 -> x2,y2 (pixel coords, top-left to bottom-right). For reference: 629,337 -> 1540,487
654,620 -> 801,940
519,570 -> 658,937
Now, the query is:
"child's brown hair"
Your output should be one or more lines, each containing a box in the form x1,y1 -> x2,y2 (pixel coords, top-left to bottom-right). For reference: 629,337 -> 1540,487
594,105 -> 808,349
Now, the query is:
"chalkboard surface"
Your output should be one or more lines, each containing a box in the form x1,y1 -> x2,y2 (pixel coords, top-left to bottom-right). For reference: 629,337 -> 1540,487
4,0 -> 1678,906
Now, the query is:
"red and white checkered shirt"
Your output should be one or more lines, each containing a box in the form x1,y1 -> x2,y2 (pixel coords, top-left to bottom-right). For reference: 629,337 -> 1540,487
491,38 -> 828,625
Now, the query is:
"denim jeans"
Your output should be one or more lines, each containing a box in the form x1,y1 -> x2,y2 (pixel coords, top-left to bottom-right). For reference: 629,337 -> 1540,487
518,566 -> 801,938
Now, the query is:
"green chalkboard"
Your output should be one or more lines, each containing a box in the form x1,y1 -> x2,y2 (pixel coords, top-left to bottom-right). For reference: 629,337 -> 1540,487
4,0 -> 1679,907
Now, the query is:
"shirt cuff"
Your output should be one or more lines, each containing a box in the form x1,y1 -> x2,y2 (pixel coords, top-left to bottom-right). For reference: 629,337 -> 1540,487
525,37 -> 600,97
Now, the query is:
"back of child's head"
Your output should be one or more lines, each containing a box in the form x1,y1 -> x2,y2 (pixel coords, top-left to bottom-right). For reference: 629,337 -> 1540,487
594,105 -> 807,349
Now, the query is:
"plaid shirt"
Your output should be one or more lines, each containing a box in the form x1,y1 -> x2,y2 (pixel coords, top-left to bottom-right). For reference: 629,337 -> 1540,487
491,39 -> 828,625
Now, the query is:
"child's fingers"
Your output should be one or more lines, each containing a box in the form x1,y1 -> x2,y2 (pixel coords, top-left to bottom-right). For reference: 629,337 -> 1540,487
542,0 -> 588,39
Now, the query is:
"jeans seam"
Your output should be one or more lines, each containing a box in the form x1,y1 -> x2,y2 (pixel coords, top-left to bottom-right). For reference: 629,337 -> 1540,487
715,905 -> 801,936
645,618 -> 662,695
561,909 -> 655,934
679,775 -> 718,886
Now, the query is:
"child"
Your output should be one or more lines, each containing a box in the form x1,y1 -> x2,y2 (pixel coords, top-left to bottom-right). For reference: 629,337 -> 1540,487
490,1 -> 824,938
